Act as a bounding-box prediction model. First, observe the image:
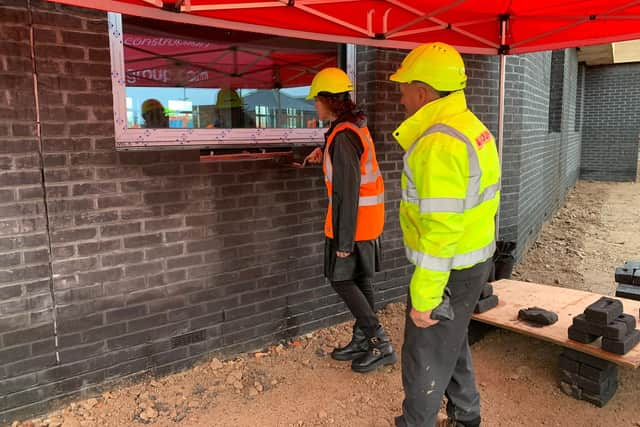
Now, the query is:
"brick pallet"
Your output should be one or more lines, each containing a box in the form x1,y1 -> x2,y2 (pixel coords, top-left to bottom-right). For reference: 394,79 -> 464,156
558,349 -> 618,407
615,260 -> 640,301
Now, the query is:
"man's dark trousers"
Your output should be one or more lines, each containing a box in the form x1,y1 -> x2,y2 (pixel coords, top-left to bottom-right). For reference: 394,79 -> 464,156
396,259 -> 492,427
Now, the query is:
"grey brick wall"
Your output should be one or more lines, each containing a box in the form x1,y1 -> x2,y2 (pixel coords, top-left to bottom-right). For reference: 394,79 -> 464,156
507,49 -> 582,259
0,2 -> 414,422
0,0 -> 58,420
0,1 -> 587,422
580,62 -> 640,181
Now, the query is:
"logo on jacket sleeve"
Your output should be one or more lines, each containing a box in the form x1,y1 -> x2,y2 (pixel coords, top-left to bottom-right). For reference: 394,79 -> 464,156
475,130 -> 492,149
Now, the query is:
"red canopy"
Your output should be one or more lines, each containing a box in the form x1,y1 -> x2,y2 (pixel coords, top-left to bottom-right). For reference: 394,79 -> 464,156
50,0 -> 640,54
123,32 -> 337,88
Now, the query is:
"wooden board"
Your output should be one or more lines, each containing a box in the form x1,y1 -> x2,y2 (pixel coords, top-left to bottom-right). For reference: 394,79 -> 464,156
471,279 -> 640,369
613,40 -> 640,64
577,44 -> 614,65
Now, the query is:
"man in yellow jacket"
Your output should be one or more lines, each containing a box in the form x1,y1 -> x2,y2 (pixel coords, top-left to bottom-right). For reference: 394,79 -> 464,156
390,43 -> 501,427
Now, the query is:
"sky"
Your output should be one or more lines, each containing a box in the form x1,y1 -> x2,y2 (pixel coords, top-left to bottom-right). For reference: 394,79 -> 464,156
127,86 -> 310,113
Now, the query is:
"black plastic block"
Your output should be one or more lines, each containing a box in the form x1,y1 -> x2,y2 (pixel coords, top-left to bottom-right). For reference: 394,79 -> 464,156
474,295 -> 498,313
579,362 -> 618,383
559,369 -> 616,396
562,349 -> 612,370
601,314 -> 636,341
559,378 -> 618,407
568,325 -> 599,344
585,297 -> 624,326
558,354 -> 580,374
602,329 -> 640,355
618,313 -> 637,331
601,321 -> 627,341
572,313 -> 603,336
582,384 -> 618,408
480,283 -> 493,299
615,283 -> 640,301
559,381 -> 582,399
634,270 -> 640,286
623,260 -> 640,270
582,380 -> 618,407
518,307 -> 558,326
615,266 -> 634,285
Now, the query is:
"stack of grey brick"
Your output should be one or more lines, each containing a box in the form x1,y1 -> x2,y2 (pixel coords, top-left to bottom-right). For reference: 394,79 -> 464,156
580,62 -> 640,181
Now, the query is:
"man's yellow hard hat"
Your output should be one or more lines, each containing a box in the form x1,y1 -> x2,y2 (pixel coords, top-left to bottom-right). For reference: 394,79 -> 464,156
306,67 -> 353,100
216,88 -> 243,109
389,42 -> 467,91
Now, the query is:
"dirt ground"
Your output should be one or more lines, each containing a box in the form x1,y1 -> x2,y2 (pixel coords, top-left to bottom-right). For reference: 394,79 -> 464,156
12,180 -> 640,427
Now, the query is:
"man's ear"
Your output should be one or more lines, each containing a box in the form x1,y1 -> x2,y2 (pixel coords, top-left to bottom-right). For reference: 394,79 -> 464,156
417,85 -> 431,105
419,84 -> 440,105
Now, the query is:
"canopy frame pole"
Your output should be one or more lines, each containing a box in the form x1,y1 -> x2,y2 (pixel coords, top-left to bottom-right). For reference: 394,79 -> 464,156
294,3 -> 372,36
388,18 -> 496,40
383,0 -> 466,37
496,14 -> 508,240
511,0 -> 640,50
384,0 -> 499,48
184,1 -> 284,12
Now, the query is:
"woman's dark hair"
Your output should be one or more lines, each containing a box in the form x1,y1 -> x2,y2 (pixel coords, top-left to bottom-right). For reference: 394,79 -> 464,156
317,91 -> 365,122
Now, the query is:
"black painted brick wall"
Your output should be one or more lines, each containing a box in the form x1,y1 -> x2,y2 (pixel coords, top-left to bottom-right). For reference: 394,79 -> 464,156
580,62 -> 640,181
0,2 -> 413,422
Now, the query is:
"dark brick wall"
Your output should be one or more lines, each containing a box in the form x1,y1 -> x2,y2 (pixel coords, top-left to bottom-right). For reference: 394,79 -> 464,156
444,49 -> 583,259
580,62 -> 640,181
0,2 -> 416,422
548,50 -> 565,133
0,0 -> 58,421
0,0 -> 591,422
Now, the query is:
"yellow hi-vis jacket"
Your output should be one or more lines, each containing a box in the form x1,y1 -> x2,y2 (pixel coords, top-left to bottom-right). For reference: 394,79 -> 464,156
393,91 -> 501,312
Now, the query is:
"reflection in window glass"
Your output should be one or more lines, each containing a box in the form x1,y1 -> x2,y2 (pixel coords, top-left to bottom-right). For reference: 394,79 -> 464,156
122,16 -> 339,130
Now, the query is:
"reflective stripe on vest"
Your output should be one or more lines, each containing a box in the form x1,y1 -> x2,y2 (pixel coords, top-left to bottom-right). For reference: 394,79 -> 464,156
405,240 -> 496,272
402,123 -> 499,214
328,193 -> 385,206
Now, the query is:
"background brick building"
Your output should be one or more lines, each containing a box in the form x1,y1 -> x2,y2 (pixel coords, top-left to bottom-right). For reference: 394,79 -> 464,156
1,0 -> 638,422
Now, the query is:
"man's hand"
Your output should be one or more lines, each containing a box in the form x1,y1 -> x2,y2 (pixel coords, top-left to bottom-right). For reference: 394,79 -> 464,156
336,251 -> 351,258
410,307 -> 440,328
305,147 -> 323,164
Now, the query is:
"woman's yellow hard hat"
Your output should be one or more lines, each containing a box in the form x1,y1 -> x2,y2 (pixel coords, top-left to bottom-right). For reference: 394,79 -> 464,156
306,67 -> 353,100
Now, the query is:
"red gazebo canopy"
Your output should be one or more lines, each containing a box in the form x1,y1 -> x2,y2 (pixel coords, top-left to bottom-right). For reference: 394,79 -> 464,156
49,0 -> 640,54
123,31 -> 337,88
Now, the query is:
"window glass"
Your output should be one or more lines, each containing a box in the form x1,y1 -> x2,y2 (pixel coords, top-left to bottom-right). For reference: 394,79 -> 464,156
122,16 -> 338,131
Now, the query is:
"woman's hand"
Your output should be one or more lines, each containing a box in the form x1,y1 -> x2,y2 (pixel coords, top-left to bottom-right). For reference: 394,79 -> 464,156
305,147 -> 323,164
336,251 -> 351,258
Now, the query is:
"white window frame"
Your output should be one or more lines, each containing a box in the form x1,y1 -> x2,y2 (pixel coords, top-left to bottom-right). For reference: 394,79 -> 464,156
108,13 -> 357,151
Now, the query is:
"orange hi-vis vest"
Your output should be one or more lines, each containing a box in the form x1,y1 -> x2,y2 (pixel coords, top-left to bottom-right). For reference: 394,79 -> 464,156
323,122 -> 385,241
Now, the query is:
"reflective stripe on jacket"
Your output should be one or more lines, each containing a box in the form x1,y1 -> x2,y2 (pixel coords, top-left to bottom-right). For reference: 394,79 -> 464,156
323,122 -> 385,241
393,91 -> 501,311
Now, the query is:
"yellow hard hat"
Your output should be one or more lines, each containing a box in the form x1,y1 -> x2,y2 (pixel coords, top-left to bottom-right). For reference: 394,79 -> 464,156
306,67 -> 353,100
141,98 -> 164,114
389,42 -> 467,91
216,88 -> 243,109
